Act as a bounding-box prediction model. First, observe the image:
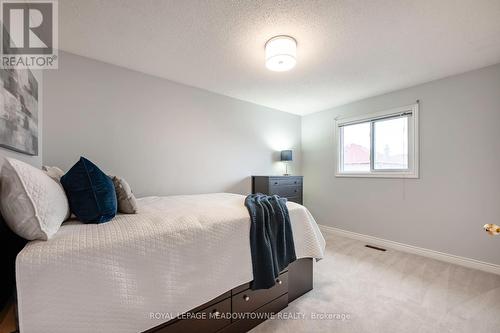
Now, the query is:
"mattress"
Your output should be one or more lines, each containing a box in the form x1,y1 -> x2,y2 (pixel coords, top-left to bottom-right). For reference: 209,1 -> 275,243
16,193 -> 325,333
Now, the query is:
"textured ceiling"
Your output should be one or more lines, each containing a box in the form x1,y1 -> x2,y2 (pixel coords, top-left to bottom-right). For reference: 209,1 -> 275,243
60,0 -> 500,115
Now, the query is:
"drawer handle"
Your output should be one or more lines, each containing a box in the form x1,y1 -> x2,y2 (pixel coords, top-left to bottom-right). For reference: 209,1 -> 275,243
243,295 -> 250,302
274,182 -> 278,185
276,279 -> 283,285
294,189 -> 297,193
294,181 -> 297,184
212,309 -> 221,318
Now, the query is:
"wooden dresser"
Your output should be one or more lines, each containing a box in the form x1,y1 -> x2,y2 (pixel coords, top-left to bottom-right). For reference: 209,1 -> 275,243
251,176 -> 303,205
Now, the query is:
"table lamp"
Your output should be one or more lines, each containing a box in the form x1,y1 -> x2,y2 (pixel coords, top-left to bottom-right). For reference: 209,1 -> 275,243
280,150 -> 292,176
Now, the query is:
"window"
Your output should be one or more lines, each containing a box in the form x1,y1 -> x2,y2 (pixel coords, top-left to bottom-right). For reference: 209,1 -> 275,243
336,103 -> 419,178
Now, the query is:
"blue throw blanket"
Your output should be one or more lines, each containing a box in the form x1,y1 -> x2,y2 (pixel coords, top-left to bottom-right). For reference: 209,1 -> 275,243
245,194 -> 297,290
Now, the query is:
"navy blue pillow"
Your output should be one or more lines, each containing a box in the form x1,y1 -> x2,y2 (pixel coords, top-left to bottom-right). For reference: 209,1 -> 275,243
61,157 -> 117,223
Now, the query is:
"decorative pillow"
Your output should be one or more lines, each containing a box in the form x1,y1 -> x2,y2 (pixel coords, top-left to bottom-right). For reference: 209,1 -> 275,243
42,166 -> 65,182
0,158 -> 70,240
61,157 -> 117,223
42,165 -> 71,221
111,176 -> 138,214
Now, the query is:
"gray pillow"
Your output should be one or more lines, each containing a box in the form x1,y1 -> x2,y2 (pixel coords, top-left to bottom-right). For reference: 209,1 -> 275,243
42,165 -> 71,221
42,166 -> 65,182
111,176 -> 138,214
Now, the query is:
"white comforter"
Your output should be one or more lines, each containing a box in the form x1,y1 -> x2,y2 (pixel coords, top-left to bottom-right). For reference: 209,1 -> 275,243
16,193 -> 325,333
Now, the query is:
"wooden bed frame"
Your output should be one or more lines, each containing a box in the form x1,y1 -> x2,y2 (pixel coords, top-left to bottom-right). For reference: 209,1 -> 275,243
0,213 -> 314,333
144,258 -> 313,333
0,213 -> 26,333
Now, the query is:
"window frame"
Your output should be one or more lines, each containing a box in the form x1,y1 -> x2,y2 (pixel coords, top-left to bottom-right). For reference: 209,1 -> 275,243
335,103 -> 419,178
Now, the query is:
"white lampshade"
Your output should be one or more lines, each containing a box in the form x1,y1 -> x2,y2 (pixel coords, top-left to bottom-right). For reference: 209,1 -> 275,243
265,36 -> 297,72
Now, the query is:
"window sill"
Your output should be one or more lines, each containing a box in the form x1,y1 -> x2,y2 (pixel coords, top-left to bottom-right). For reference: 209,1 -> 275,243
335,172 -> 419,179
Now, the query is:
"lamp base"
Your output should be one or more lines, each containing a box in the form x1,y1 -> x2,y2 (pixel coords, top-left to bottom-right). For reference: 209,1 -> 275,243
283,161 -> 292,176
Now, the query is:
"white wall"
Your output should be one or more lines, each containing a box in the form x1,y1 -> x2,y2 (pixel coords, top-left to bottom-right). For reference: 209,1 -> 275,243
0,70 -> 43,168
302,64 -> 500,265
43,52 -> 301,197
42,52 -> 500,265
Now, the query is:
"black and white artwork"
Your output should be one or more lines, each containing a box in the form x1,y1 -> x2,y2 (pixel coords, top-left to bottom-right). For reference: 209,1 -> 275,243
0,68 -> 38,155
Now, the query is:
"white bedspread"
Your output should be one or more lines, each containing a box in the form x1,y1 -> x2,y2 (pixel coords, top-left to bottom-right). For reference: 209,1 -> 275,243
16,193 -> 325,333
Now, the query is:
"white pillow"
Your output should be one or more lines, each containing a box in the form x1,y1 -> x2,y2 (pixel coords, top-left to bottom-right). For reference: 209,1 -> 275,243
0,158 -> 70,240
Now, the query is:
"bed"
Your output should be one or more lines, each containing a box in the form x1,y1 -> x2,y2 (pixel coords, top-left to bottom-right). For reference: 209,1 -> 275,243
11,193 -> 325,333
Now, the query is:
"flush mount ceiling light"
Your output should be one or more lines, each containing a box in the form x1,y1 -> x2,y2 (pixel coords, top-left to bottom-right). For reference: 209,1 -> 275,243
265,35 -> 297,72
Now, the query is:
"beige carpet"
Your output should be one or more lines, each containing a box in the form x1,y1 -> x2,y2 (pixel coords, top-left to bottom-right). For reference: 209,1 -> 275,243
251,230 -> 500,333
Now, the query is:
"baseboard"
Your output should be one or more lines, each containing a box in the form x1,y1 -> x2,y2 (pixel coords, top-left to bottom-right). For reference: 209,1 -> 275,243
319,224 -> 500,276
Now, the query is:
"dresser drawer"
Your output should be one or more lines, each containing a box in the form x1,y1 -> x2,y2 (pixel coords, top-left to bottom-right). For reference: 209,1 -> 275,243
269,177 -> 302,186
233,272 -> 288,314
154,298 -> 231,333
232,267 -> 289,295
218,294 -> 288,333
269,184 -> 301,198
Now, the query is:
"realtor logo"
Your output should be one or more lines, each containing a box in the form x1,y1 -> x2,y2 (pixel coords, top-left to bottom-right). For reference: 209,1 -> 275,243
1,0 -> 58,69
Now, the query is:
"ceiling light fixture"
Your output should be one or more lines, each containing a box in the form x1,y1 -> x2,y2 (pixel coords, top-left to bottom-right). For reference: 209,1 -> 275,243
265,35 -> 297,72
